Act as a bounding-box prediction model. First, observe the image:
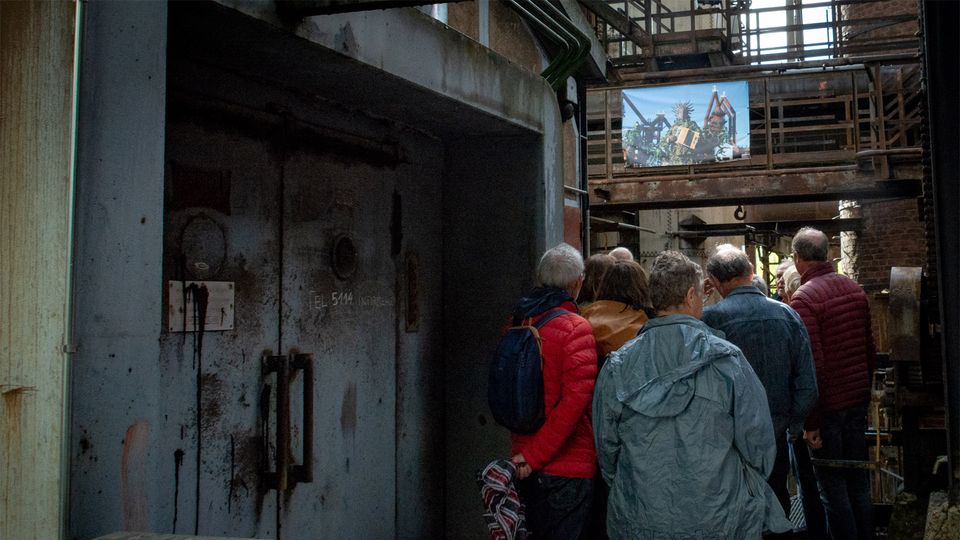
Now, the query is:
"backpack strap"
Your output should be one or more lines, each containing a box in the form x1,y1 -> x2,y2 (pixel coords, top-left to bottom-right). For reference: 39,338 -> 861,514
512,307 -> 571,327
530,308 -> 571,329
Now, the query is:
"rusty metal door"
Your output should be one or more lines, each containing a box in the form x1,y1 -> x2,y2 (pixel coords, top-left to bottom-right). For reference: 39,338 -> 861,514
163,102 -> 398,537
162,111 -> 283,537
276,150 -> 397,538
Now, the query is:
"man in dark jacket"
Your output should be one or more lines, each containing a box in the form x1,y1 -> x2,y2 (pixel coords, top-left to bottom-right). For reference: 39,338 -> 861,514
790,227 -> 876,540
701,245 -> 818,524
510,243 -> 598,539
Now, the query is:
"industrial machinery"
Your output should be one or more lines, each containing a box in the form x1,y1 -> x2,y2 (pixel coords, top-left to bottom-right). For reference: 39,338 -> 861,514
811,267 -> 946,533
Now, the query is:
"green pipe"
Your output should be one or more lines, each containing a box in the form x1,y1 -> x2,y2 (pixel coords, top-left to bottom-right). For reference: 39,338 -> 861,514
538,0 -> 591,83
506,0 -> 574,86
515,0 -> 581,86
507,0 -> 591,89
61,0 -> 83,535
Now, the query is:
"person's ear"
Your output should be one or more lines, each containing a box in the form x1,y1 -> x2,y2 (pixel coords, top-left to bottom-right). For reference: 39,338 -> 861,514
686,285 -> 698,306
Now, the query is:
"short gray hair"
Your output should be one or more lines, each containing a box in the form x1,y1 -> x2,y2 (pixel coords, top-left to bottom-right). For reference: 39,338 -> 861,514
537,243 -> 584,290
650,251 -> 702,311
705,244 -> 752,283
792,227 -> 829,262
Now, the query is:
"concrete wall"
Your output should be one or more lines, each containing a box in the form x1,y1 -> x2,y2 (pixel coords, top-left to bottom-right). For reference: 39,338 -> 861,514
69,2 -> 168,537
220,1 -> 549,135
395,139 -> 446,540
447,0 -> 545,74
443,136 -> 545,539
0,2 -> 77,538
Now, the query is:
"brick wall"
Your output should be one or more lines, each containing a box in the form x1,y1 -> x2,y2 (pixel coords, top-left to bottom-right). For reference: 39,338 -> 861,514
857,198 -> 926,294
843,0 -> 918,44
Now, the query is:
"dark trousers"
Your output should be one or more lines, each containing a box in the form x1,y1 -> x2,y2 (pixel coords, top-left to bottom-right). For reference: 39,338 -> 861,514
518,473 -> 593,540
770,430 -> 792,517
585,471 -> 609,540
790,436 -> 829,539
812,405 -> 874,540
764,431 -> 794,539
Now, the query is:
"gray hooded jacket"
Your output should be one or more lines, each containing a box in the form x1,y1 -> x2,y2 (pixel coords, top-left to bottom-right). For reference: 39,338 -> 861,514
592,314 -> 792,539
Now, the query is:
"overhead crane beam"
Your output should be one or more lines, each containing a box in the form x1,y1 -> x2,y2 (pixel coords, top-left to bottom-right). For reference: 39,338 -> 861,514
666,218 -> 864,237
275,0 -> 465,16
590,168 -> 921,211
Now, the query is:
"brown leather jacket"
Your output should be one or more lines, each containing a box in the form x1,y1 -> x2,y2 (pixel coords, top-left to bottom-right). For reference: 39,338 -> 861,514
581,300 -> 649,361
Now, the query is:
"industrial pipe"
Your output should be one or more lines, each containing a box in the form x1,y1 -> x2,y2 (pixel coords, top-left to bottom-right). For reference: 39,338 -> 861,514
506,0 -> 591,90
590,216 -> 657,234
506,0 -> 574,87
534,0 -> 591,85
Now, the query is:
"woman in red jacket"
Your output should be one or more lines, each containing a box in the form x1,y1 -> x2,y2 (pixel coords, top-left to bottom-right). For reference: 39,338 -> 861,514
510,243 -> 598,540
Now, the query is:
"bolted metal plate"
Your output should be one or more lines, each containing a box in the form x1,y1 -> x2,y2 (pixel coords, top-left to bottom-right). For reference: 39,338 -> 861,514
888,267 -> 922,363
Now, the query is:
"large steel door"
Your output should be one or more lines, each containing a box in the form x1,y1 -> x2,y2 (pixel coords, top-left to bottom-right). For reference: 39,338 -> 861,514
278,150 -> 397,538
162,111 -> 282,536
163,106 -> 397,537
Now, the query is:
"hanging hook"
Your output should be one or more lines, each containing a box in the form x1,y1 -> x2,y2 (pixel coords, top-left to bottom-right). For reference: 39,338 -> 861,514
734,205 -> 746,221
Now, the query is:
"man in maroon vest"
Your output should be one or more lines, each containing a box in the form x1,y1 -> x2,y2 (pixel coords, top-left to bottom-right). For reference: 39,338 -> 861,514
790,227 -> 876,540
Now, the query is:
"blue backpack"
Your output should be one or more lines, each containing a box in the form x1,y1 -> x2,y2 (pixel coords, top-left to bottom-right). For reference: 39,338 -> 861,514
488,308 -> 570,434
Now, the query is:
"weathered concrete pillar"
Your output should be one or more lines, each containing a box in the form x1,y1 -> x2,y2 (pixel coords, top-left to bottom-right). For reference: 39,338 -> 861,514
0,2 -> 78,537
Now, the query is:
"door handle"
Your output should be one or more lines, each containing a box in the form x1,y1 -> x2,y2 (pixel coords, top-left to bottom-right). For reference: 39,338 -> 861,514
262,354 -> 290,491
262,352 -> 314,491
291,353 -> 314,484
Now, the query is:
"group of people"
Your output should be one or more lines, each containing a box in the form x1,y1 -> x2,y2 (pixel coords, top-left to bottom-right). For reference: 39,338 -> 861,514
503,227 -> 876,539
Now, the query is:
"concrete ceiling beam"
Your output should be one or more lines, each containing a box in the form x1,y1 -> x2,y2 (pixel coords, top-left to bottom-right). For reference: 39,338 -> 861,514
275,0 -> 466,17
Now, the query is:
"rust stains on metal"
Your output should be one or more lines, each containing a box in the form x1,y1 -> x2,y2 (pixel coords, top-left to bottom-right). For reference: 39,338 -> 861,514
2,387 -> 27,438
228,430 -> 261,514
2,389 -> 27,531
591,169 -> 922,210
121,421 -> 151,531
341,383 -> 357,436
591,165 -> 856,185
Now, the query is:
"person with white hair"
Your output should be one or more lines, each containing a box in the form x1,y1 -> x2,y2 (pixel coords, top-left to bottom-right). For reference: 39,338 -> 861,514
773,259 -> 795,301
608,246 -> 634,261
508,243 -> 598,539
593,251 -> 791,539
782,264 -> 802,301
